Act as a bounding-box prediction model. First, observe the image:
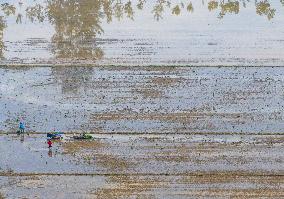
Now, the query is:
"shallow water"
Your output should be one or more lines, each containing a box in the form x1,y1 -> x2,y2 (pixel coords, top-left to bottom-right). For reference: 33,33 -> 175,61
0,134 -> 93,173
0,133 -> 283,174
1,66 -> 284,133
1,1 -> 283,198
0,0 -> 284,65
0,133 -> 283,198
1,174 -> 283,198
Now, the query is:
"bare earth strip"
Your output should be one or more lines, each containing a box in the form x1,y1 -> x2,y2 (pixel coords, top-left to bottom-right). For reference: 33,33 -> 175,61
0,174 -> 283,199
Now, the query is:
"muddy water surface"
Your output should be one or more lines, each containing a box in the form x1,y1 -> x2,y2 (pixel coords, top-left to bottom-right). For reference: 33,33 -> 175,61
1,66 -> 284,133
1,0 -> 284,198
1,174 -> 283,198
1,133 -> 283,174
0,133 -> 283,198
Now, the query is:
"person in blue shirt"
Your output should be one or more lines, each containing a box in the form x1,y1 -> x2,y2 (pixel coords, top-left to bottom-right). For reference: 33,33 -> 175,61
19,122 -> 25,134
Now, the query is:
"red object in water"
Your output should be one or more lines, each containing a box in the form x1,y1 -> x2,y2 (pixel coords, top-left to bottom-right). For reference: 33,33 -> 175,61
47,140 -> 52,148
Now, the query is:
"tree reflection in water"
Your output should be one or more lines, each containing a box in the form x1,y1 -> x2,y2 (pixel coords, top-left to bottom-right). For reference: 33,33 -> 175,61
0,17 -> 5,59
51,66 -> 94,95
47,0 -> 104,60
0,0 -> 281,59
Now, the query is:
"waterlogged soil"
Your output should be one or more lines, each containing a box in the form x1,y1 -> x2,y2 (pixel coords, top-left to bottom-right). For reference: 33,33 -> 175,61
1,66 -> 284,134
1,1 -> 284,198
1,133 -> 283,174
0,174 -> 283,198
0,133 -> 283,198
1,66 -> 284,197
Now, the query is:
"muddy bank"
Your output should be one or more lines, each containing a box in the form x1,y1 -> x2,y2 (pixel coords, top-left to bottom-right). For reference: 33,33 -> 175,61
1,66 -> 284,134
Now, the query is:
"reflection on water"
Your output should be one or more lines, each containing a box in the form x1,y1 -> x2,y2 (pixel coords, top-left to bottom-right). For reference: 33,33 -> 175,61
20,134 -> 24,143
48,148 -> 53,157
0,17 -> 4,59
52,66 -> 93,94
0,0 -> 283,64
2,66 -> 284,133
47,0 -> 104,59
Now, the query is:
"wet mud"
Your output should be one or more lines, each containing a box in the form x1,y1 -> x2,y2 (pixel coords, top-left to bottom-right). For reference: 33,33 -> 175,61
0,0 -> 284,198
1,66 -> 284,134
1,66 -> 284,197
1,174 -> 282,199
1,66 -> 284,198
0,133 -> 283,198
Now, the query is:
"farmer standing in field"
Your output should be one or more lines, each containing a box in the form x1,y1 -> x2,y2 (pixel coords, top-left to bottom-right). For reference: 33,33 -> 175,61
19,121 -> 25,134
47,139 -> 52,148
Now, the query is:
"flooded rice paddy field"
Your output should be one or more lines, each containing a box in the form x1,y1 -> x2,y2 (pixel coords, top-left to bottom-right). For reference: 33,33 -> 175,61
0,174 -> 283,198
1,66 -> 284,134
0,0 -> 284,198
0,133 -> 283,198
0,66 -> 284,198
0,133 -> 283,174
